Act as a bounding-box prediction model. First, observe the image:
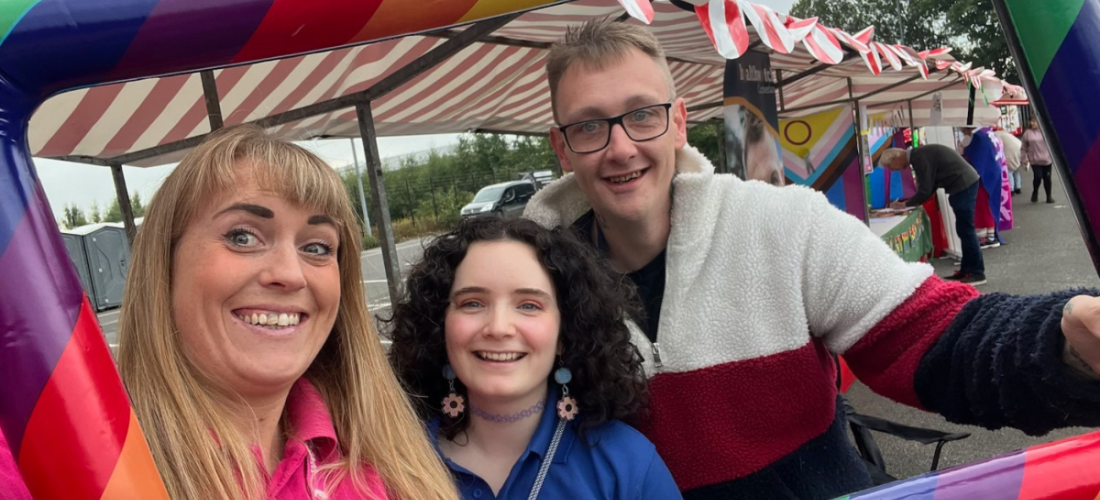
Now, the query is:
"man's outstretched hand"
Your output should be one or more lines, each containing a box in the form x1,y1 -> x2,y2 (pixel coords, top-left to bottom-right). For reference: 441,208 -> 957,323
1061,295 -> 1100,380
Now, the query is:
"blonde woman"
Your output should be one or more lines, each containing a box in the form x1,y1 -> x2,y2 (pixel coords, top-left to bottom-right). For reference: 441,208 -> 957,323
0,126 -> 458,500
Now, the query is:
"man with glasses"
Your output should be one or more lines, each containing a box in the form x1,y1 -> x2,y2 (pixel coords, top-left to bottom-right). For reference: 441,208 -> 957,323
524,17 -> 1100,500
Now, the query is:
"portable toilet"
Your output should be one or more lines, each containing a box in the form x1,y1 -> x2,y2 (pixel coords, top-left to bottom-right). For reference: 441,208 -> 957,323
68,222 -> 131,311
59,229 -> 94,301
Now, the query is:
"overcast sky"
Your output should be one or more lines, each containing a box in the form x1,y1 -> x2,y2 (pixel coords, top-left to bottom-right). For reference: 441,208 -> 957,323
36,0 -> 797,220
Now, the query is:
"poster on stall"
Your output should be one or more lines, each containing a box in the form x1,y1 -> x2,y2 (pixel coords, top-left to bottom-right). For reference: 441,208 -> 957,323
778,105 -> 867,222
723,51 -> 783,185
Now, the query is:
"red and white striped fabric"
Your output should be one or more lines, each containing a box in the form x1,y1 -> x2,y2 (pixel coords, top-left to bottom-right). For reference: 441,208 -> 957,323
615,0 -> 654,23
28,0 -> 1009,167
801,23 -> 844,65
696,0 -> 750,59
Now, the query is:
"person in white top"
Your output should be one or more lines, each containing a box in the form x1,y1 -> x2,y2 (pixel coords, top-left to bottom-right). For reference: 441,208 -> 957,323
994,128 -> 1025,195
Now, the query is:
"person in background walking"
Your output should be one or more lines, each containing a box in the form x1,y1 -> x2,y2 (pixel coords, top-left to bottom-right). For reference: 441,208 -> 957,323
995,127 -> 1024,196
1021,117 -> 1055,203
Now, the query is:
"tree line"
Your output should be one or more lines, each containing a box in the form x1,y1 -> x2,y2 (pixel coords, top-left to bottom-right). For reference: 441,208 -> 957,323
339,133 -> 558,232
60,192 -> 147,230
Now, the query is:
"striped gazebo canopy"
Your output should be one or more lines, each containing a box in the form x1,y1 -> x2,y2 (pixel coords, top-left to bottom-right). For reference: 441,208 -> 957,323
28,0 -> 1009,167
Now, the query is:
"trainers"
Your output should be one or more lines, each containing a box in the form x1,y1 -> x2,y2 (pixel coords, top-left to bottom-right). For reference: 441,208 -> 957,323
958,273 -> 987,286
980,238 -> 1000,249
944,271 -> 965,281
1047,198 -> 1056,204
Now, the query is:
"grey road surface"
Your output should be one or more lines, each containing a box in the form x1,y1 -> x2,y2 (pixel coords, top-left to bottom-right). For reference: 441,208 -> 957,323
845,167 -> 1098,480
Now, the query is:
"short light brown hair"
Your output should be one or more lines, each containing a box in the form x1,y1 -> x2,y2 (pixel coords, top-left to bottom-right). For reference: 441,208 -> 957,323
547,17 -> 676,121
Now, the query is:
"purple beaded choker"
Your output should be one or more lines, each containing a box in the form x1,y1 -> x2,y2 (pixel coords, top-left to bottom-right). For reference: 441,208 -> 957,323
469,399 -> 546,423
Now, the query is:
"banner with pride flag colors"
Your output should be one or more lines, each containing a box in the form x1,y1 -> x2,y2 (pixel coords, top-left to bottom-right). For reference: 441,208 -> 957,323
778,105 -> 868,222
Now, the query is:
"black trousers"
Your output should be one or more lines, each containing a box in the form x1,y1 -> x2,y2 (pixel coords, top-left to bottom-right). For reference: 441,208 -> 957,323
1032,164 -> 1053,201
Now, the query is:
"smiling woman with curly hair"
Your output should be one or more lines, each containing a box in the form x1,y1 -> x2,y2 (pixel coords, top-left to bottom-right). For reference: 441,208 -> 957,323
387,217 -> 681,500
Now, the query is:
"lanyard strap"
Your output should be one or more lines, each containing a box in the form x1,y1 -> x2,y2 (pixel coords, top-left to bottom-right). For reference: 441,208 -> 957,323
526,418 -> 567,500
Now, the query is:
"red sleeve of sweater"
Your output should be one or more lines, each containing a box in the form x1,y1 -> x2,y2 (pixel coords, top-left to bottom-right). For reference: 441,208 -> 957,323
0,431 -> 32,500
842,275 -> 979,408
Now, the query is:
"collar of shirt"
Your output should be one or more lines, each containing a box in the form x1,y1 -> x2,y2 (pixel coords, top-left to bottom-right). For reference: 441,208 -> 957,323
428,386 -> 577,498
266,378 -> 342,497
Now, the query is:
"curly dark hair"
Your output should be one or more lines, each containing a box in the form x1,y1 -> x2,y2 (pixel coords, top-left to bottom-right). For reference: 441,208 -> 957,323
387,217 -> 647,440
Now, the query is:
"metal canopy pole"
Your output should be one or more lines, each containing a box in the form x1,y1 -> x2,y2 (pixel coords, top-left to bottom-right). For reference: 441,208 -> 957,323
109,163 -> 137,245
849,78 -> 871,225
715,118 -> 727,173
200,70 -> 224,131
776,69 -> 785,111
356,101 -> 402,304
966,84 -> 976,126
906,98 -> 915,131
349,138 -> 372,236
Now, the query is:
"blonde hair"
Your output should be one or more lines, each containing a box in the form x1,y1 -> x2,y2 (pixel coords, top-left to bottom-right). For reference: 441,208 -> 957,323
117,125 -> 457,500
546,17 -> 676,120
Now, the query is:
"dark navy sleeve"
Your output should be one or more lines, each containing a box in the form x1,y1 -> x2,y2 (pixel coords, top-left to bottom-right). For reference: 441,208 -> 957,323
635,449 -> 683,500
914,289 -> 1100,435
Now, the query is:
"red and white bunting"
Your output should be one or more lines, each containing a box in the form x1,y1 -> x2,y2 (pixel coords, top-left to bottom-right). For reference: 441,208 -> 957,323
781,14 -> 817,41
922,47 -> 953,59
892,45 -> 927,79
853,26 -> 874,45
873,42 -> 903,71
739,1 -> 795,54
802,24 -> 844,64
696,0 -> 750,59
615,0 -> 654,24
831,27 -> 870,53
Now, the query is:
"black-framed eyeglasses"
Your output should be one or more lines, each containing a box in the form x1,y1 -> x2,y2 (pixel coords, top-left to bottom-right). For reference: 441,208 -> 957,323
558,103 -> 672,154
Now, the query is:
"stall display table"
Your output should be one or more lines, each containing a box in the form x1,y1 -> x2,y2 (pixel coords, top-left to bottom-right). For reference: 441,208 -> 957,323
869,208 -> 934,263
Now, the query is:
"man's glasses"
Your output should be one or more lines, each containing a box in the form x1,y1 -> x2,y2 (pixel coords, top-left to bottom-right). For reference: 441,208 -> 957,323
558,103 -> 673,154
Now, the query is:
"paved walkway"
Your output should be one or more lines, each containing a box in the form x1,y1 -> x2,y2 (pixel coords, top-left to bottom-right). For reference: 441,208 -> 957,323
846,166 -> 1098,480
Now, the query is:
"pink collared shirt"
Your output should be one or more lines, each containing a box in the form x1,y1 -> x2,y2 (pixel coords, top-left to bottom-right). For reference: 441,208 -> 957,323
0,379 -> 390,500
269,379 -> 390,499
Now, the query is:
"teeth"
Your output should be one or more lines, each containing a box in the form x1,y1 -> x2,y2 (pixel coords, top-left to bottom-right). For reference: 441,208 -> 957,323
238,311 -> 301,328
478,352 -> 523,362
609,171 -> 642,184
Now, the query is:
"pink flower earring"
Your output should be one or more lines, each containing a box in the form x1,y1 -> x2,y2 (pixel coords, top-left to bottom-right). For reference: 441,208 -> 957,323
554,366 -> 579,421
441,364 -> 465,418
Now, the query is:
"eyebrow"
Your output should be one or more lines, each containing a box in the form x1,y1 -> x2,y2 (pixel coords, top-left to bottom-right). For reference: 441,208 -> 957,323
216,203 -> 273,219
565,96 -> 664,124
215,204 -> 336,227
451,286 -> 554,301
308,214 -> 337,227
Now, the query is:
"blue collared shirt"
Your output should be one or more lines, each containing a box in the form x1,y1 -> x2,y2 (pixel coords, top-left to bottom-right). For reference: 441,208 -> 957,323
428,389 -> 682,500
